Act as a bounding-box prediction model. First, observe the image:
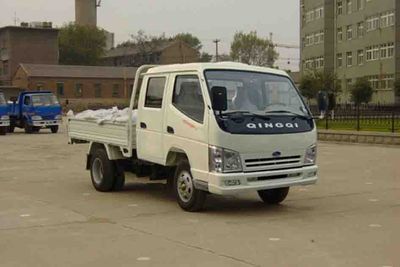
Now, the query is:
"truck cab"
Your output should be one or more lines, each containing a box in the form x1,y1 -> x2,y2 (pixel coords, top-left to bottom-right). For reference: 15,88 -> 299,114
68,63 -> 318,212
9,91 -> 62,134
0,91 -> 10,135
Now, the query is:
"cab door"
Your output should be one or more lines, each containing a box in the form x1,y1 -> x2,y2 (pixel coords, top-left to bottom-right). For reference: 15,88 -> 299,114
136,75 -> 169,164
163,73 -> 209,180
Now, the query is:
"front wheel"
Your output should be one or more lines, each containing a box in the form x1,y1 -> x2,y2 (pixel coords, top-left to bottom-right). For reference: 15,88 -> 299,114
24,123 -> 33,134
258,187 -> 290,205
50,125 -> 59,133
174,160 -> 206,212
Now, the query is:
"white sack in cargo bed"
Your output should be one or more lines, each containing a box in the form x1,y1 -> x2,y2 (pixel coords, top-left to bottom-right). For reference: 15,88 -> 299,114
68,107 -> 137,125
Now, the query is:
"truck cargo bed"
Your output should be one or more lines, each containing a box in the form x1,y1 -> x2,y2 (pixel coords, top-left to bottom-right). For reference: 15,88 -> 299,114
67,118 -> 136,149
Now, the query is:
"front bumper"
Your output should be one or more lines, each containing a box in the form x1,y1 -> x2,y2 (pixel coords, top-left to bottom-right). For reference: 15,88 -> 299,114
203,165 -> 318,195
0,120 -> 10,127
32,120 -> 61,127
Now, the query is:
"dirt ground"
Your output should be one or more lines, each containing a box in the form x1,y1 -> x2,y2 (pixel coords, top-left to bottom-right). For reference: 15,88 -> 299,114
0,126 -> 399,267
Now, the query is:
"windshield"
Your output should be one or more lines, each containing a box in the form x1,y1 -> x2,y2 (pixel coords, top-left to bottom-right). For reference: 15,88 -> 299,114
31,94 -> 59,107
0,93 -> 5,105
205,70 -> 308,116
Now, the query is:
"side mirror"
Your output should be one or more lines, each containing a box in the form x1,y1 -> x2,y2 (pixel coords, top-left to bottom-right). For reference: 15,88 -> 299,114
10,97 -> 17,103
211,86 -> 227,112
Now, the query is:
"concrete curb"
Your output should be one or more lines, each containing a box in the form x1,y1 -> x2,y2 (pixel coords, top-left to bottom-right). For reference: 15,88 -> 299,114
318,130 -> 400,146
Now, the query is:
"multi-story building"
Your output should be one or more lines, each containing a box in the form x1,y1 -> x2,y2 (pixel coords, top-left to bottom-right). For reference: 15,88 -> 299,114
300,0 -> 399,103
0,24 -> 59,86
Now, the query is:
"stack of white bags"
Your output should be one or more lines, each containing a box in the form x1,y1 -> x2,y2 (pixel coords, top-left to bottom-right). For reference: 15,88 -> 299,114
67,107 -> 138,125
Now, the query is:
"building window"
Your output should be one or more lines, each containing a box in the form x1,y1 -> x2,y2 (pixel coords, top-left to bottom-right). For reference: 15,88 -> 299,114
94,83 -> 102,98
337,53 -> 343,68
346,25 -> 353,40
357,50 -> 364,65
346,0 -> 352,14
112,84 -> 120,98
36,83 -> 44,90
367,75 -> 379,89
3,60 -> 8,75
337,1 -> 343,15
357,22 -> 364,38
337,27 -> 343,42
366,45 -> 380,61
305,59 -> 314,69
315,56 -> 324,69
366,15 -> 380,31
75,83 -> 83,97
56,82 -> 64,96
315,7 -> 324,19
381,11 -> 395,28
346,52 -> 353,67
381,74 -> 394,89
144,77 -> 166,108
380,43 -> 394,59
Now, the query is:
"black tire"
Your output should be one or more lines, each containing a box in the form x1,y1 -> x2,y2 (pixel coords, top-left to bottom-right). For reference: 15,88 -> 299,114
50,125 -> 59,133
24,123 -> 33,134
112,163 -> 125,191
33,127 -> 40,133
258,187 -> 290,205
0,127 -> 6,135
9,125 -> 14,133
174,160 -> 206,212
90,148 -> 116,192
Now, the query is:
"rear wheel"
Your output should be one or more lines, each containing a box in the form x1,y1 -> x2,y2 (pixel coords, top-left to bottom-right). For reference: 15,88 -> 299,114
8,125 -> 14,133
0,127 -> 6,135
258,187 -> 290,205
90,147 -> 125,192
32,127 -> 40,133
174,160 -> 206,212
50,125 -> 59,133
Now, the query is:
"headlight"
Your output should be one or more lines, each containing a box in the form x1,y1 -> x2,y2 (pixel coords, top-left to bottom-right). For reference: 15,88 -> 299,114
209,146 -> 242,173
31,115 -> 42,121
0,115 -> 9,120
304,144 -> 317,165
55,115 -> 62,120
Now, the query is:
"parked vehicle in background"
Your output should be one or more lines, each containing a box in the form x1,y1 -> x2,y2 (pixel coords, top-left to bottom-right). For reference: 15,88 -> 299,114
0,91 -> 10,135
68,63 -> 318,212
9,91 -> 62,134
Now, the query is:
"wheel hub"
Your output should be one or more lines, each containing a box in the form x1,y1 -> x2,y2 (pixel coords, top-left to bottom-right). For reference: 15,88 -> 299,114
177,171 -> 193,203
92,158 -> 104,184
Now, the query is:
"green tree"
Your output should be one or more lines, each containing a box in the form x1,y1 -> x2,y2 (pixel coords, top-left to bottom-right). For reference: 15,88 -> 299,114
230,31 -> 279,67
299,71 -> 341,101
174,33 -> 202,52
199,52 -> 212,62
59,23 -> 106,65
351,77 -> 374,105
299,73 -> 318,100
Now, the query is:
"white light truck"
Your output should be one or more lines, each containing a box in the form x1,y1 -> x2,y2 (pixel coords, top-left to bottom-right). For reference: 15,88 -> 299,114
68,63 -> 318,211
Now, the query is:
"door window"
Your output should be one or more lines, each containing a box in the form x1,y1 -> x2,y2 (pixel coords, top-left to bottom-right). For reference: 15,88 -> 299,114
172,75 -> 205,123
144,77 -> 166,108
24,96 -> 30,106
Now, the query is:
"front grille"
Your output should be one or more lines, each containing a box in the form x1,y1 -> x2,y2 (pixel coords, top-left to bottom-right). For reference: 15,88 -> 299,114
41,115 -> 54,120
244,155 -> 302,172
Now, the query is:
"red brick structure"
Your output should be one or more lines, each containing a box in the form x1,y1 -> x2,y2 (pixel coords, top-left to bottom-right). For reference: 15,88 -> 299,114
13,64 -> 137,100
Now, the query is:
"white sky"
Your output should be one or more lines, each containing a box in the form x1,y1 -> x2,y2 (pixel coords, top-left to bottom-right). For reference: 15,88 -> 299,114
0,0 -> 300,71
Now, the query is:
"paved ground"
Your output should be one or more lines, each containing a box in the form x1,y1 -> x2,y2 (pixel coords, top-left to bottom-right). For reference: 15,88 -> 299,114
0,126 -> 399,267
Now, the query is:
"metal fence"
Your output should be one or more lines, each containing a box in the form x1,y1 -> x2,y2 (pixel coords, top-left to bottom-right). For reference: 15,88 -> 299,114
309,104 -> 400,133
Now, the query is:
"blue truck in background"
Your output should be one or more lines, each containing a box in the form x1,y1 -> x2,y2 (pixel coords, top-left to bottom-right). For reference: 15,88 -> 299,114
9,91 -> 62,134
0,91 -> 10,135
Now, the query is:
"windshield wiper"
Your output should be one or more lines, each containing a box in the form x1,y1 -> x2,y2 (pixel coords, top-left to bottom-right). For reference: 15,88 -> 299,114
264,110 -> 312,120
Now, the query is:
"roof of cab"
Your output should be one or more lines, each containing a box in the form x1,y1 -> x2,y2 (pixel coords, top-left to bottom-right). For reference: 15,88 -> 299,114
146,62 -> 289,77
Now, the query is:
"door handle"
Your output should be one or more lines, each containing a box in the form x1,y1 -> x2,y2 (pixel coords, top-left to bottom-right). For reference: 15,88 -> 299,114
140,122 -> 147,129
167,126 -> 175,134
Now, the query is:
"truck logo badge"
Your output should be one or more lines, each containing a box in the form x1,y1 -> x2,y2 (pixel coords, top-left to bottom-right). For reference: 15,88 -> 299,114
246,122 -> 299,129
272,151 -> 281,158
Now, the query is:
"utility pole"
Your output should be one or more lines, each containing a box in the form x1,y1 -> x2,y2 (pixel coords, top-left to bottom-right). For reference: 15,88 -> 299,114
213,39 -> 220,62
